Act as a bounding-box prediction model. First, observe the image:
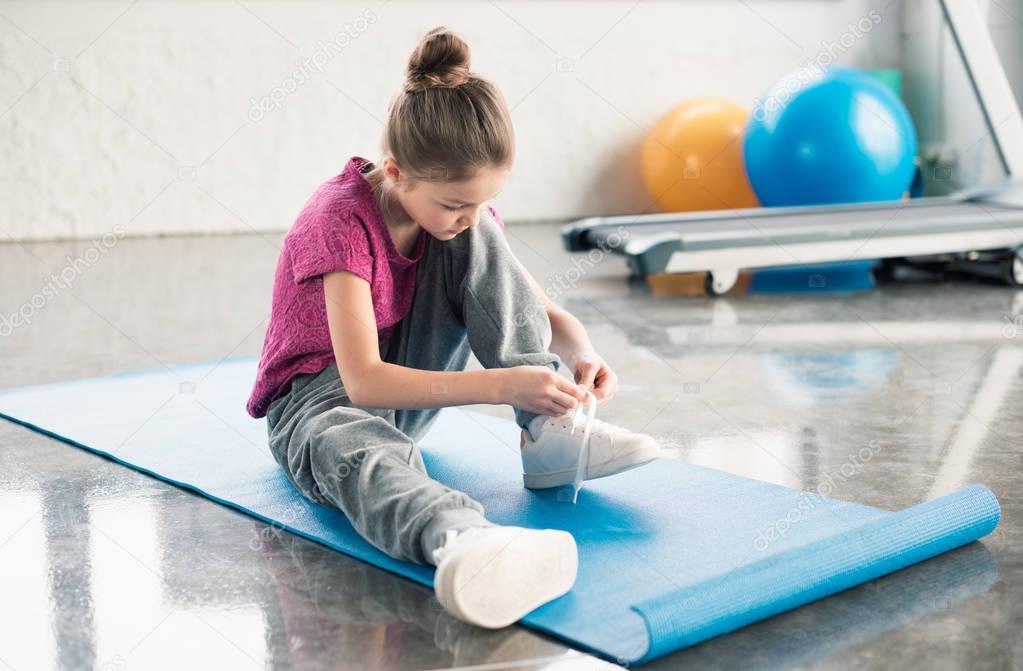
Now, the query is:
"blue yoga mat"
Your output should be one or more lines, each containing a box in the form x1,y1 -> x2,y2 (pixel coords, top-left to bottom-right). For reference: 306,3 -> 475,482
0,357 -> 1000,665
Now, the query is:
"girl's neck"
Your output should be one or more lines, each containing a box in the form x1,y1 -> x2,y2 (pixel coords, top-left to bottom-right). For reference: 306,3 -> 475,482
364,169 -> 406,223
363,166 -> 422,252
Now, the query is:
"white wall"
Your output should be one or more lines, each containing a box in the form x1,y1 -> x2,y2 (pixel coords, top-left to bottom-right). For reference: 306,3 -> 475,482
2,0 -> 902,241
902,0 -> 1023,194
985,0 -> 1023,113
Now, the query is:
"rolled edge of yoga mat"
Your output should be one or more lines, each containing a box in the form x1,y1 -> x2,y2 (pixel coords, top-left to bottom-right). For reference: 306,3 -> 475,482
630,484 -> 1001,663
647,542 -> 996,671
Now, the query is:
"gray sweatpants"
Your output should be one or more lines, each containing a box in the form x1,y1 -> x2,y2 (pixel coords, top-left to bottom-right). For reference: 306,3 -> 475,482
266,216 -> 561,565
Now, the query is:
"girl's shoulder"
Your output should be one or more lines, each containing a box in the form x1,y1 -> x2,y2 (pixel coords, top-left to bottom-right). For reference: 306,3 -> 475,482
282,191 -> 374,285
286,198 -> 357,246
288,167 -> 374,238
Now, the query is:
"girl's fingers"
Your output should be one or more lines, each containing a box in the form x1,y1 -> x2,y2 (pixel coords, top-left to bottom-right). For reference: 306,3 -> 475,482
550,390 -> 579,413
596,369 -> 618,397
575,363 -> 599,390
547,402 -> 571,417
555,376 -> 589,400
607,370 -> 619,395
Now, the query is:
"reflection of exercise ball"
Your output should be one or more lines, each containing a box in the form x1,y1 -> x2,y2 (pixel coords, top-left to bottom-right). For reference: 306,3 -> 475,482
641,99 -> 760,212
744,66 -> 918,206
759,349 -> 898,406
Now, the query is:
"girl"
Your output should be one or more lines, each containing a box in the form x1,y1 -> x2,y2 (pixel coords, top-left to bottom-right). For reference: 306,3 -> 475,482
247,27 -> 660,629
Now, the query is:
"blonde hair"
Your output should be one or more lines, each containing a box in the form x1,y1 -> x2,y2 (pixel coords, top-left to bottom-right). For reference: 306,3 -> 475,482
365,27 -> 514,219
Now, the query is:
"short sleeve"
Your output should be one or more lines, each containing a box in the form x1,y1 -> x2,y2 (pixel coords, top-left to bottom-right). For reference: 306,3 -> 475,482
286,211 -> 373,284
486,205 -> 506,230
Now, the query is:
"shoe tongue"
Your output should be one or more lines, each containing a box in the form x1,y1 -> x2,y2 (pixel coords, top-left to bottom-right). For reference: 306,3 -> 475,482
433,528 -> 461,562
527,415 -> 550,441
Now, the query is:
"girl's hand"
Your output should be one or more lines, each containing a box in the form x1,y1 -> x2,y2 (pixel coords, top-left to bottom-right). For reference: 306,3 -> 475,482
498,366 -> 588,417
568,350 -> 618,404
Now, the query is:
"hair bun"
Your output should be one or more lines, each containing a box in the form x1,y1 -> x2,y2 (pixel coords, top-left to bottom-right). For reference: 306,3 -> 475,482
406,27 -> 471,90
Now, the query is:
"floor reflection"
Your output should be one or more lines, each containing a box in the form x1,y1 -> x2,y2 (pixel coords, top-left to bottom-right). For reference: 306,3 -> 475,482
560,291 -> 1023,509
0,459 -> 595,670
254,524 -> 585,670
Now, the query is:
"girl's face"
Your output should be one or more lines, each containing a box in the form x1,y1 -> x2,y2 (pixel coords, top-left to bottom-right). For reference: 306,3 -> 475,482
384,160 -> 511,240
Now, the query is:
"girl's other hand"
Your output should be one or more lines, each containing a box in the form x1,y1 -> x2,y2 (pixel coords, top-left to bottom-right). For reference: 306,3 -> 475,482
568,350 -> 618,404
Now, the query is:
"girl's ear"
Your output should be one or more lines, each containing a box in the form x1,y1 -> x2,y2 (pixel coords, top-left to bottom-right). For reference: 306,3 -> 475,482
382,157 -> 403,185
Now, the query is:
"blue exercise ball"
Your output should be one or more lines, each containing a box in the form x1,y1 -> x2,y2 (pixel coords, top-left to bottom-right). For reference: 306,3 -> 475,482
743,66 -> 918,206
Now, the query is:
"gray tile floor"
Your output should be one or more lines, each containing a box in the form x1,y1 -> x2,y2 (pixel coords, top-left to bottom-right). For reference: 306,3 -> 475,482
1,223 -> 1021,670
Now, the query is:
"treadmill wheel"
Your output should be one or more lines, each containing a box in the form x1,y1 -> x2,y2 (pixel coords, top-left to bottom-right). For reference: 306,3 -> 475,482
1005,248 -> 1023,287
704,269 -> 739,296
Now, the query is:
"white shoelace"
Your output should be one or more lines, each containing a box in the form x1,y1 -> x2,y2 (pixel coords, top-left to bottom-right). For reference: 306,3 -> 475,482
569,390 -> 597,503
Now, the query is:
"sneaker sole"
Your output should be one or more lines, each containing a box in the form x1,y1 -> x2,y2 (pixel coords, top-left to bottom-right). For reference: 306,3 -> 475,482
434,529 -> 577,629
522,444 -> 661,490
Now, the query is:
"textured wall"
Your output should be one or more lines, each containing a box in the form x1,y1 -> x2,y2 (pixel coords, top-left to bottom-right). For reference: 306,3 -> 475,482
2,0 -> 901,241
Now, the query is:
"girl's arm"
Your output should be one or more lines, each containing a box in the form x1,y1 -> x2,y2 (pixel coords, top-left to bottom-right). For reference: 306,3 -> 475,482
547,307 -> 595,366
324,270 -> 500,408
323,270 -> 582,414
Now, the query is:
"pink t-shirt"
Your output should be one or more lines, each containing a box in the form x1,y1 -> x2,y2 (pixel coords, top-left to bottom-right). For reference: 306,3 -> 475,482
246,156 -> 505,418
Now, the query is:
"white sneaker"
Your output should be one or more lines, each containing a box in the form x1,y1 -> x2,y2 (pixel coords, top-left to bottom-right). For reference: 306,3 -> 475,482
432,526 -> 577,629
520,411 -> 661,490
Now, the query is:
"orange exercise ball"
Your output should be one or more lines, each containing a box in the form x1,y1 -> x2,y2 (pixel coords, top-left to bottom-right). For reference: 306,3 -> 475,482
641,99 -> 760,212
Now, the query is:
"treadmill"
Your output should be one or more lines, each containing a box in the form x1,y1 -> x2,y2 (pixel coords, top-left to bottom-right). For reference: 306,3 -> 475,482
561,0 -> 1023,295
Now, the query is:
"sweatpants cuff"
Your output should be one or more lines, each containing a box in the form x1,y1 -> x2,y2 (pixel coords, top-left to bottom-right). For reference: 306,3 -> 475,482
420,506 -> 492,565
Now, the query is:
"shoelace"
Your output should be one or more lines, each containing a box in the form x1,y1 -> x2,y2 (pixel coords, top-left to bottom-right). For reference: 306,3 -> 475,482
569,390 -> 597,504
